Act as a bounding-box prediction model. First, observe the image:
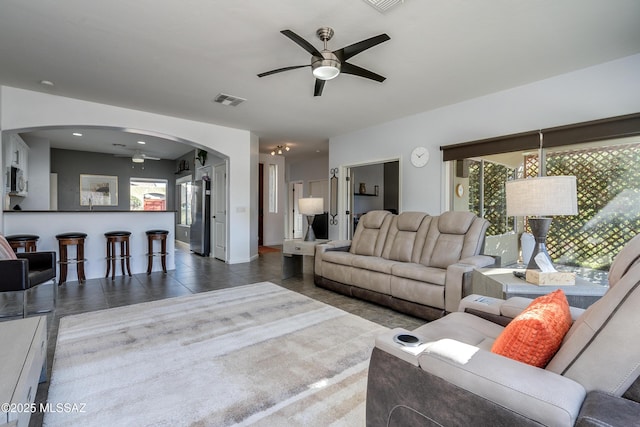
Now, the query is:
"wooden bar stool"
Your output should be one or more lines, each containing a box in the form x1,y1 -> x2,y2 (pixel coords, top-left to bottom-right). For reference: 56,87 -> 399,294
105,231 -> 132,279
145,230 -> 169,274
55,232 -> 87,284
5,234 -> 39,253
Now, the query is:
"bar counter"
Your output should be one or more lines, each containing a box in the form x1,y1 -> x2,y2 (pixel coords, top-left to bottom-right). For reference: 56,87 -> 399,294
3,210 -> 175,281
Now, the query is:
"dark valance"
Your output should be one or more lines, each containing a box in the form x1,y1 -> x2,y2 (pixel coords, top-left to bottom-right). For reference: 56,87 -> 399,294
440,112 -> 640,162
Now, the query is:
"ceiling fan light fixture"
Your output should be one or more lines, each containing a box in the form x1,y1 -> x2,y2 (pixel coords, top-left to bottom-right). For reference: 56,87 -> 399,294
312,57 -> 341,80
132,152 -> 145,163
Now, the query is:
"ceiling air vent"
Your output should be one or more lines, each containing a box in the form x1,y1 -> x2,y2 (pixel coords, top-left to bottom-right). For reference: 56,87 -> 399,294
213,93 -> 246,107
362,0 -> 405,13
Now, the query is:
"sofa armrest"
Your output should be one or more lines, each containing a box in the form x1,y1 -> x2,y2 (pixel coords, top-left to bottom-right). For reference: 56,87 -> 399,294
314,241 -> 352,277
444,255 -> 497,313
0,259 -> 30,291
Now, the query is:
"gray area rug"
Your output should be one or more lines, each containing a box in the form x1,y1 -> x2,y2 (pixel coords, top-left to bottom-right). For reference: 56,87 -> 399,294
44,282 -> 387,426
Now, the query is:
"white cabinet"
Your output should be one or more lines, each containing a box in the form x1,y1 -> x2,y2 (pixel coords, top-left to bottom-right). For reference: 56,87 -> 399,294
4,134 -> 29,196
6,134 -> 29,171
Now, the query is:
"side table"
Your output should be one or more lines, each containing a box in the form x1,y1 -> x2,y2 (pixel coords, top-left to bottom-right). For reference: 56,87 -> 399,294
282,239 -> 328,279
472,267 -> 608,309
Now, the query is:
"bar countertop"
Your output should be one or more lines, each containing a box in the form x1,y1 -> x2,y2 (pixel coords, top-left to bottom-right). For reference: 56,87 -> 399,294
3,210 -> 177,213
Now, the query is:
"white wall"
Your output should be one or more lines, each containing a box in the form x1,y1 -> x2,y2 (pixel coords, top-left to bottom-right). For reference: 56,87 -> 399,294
0,86 -> 256,264
259,153 -> 286,246
329,54 -> 640,240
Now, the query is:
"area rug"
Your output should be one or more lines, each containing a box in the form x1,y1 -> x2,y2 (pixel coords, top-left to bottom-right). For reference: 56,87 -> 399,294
44,282 -> 387,426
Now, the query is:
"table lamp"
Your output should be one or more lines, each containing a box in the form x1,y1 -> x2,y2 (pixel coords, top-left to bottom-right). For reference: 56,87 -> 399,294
298,197 -> 324,241
506,176 -> 577,270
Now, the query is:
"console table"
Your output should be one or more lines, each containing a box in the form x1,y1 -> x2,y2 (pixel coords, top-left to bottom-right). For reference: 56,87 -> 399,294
282,239 -> 328,279
0,316 -> 47,427
472,267 -> 608,309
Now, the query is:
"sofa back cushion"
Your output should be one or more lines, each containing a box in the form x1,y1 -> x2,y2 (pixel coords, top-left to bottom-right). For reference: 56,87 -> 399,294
546,262 -> 640,396
607,233 -> 640,288
419,211 -> 489,268
382,212 -> 431,263
350,210 -> 392,256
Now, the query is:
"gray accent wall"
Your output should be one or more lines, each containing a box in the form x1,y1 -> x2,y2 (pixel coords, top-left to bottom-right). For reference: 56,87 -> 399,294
51,148 -> 176,211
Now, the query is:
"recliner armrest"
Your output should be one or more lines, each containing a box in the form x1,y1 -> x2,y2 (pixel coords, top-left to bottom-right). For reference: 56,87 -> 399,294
417,341 -> 586,426
0,259 -> 30,291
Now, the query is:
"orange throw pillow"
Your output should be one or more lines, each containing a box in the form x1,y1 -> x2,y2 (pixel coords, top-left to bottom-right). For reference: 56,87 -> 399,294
491,289 -> 572,368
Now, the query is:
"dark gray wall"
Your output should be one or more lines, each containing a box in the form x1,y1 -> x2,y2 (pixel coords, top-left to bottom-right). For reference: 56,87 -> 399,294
51,148 -> 176,211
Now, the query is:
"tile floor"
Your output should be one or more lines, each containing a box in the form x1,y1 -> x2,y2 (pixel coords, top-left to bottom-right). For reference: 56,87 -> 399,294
3,241 -> 423,427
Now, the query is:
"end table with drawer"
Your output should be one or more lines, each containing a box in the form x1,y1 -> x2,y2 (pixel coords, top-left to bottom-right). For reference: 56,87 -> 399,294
282,239 -> 328,279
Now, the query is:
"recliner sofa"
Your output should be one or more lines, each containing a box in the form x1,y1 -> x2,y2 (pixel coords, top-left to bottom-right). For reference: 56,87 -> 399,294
366,233 -> 640,426
314,210 -> 494,320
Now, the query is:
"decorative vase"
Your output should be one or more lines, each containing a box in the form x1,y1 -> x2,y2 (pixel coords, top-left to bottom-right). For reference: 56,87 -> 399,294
359,183 -> 366,194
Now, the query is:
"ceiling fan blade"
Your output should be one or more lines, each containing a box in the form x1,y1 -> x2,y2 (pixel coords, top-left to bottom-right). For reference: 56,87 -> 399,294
142,155 -> 161,161
280,30 -> 323,57
335,34 -> 390,61
340,62 -> 386,82
314,79 -> 326,97
257,64 -> 309,78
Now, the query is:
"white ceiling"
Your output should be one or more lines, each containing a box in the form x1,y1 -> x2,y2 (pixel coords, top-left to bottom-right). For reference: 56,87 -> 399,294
1,0 -> 639,161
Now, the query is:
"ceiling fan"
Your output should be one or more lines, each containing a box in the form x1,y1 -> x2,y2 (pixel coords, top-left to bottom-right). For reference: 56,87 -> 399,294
115,150 -> 161,163
257,27 -> 390,96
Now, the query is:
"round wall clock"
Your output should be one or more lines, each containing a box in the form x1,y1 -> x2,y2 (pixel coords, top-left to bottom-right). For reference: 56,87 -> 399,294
455,183 -> 464,198
410,146 -> 429,167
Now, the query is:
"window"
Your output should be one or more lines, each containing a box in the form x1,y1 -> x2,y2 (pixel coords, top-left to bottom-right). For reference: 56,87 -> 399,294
268,164 -> 277,213
130,178 -> 167,211
451,139 -> 640,270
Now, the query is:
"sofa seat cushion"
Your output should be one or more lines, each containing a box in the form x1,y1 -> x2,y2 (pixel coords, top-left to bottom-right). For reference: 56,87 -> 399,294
412,311 -> 504,351
322,250 -> 355,266
352,255 -> 398,274
392,263 -> 446,286
391,276 -> 446,310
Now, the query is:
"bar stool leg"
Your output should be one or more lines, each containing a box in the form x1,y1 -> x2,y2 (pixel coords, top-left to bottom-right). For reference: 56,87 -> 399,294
160,237 -> 167,274
59,242 -> 68,284
124,239 -> 132,277
105,240 -> 112,279
147,237 -> 154,275
77,240 -> 86,282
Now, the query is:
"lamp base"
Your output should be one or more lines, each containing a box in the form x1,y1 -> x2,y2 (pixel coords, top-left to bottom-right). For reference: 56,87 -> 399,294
303,215 -> 316,241
526,217 -> 552,270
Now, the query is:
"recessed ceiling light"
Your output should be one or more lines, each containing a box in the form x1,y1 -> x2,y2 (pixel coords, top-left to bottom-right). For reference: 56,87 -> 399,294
40,80 -> 54,87
137,141 -> 146,145
72,132 -> 83,137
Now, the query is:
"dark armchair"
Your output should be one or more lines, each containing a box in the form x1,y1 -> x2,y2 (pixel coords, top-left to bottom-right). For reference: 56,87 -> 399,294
0,251 -> 57,318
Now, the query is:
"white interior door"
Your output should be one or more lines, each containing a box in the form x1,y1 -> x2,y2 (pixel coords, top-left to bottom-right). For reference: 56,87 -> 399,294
213,163 -> 227,261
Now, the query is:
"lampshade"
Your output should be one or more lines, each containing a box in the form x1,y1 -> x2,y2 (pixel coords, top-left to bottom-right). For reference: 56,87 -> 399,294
506,176 -> 578,217
298,197 -> 324,215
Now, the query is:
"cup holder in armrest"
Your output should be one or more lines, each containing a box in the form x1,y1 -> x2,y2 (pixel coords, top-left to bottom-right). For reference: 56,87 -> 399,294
393,333 -> 422,347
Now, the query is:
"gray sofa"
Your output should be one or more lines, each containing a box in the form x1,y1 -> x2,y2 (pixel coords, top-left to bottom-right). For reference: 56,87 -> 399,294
314,210 -> 494,320
366,233 -> 640,426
